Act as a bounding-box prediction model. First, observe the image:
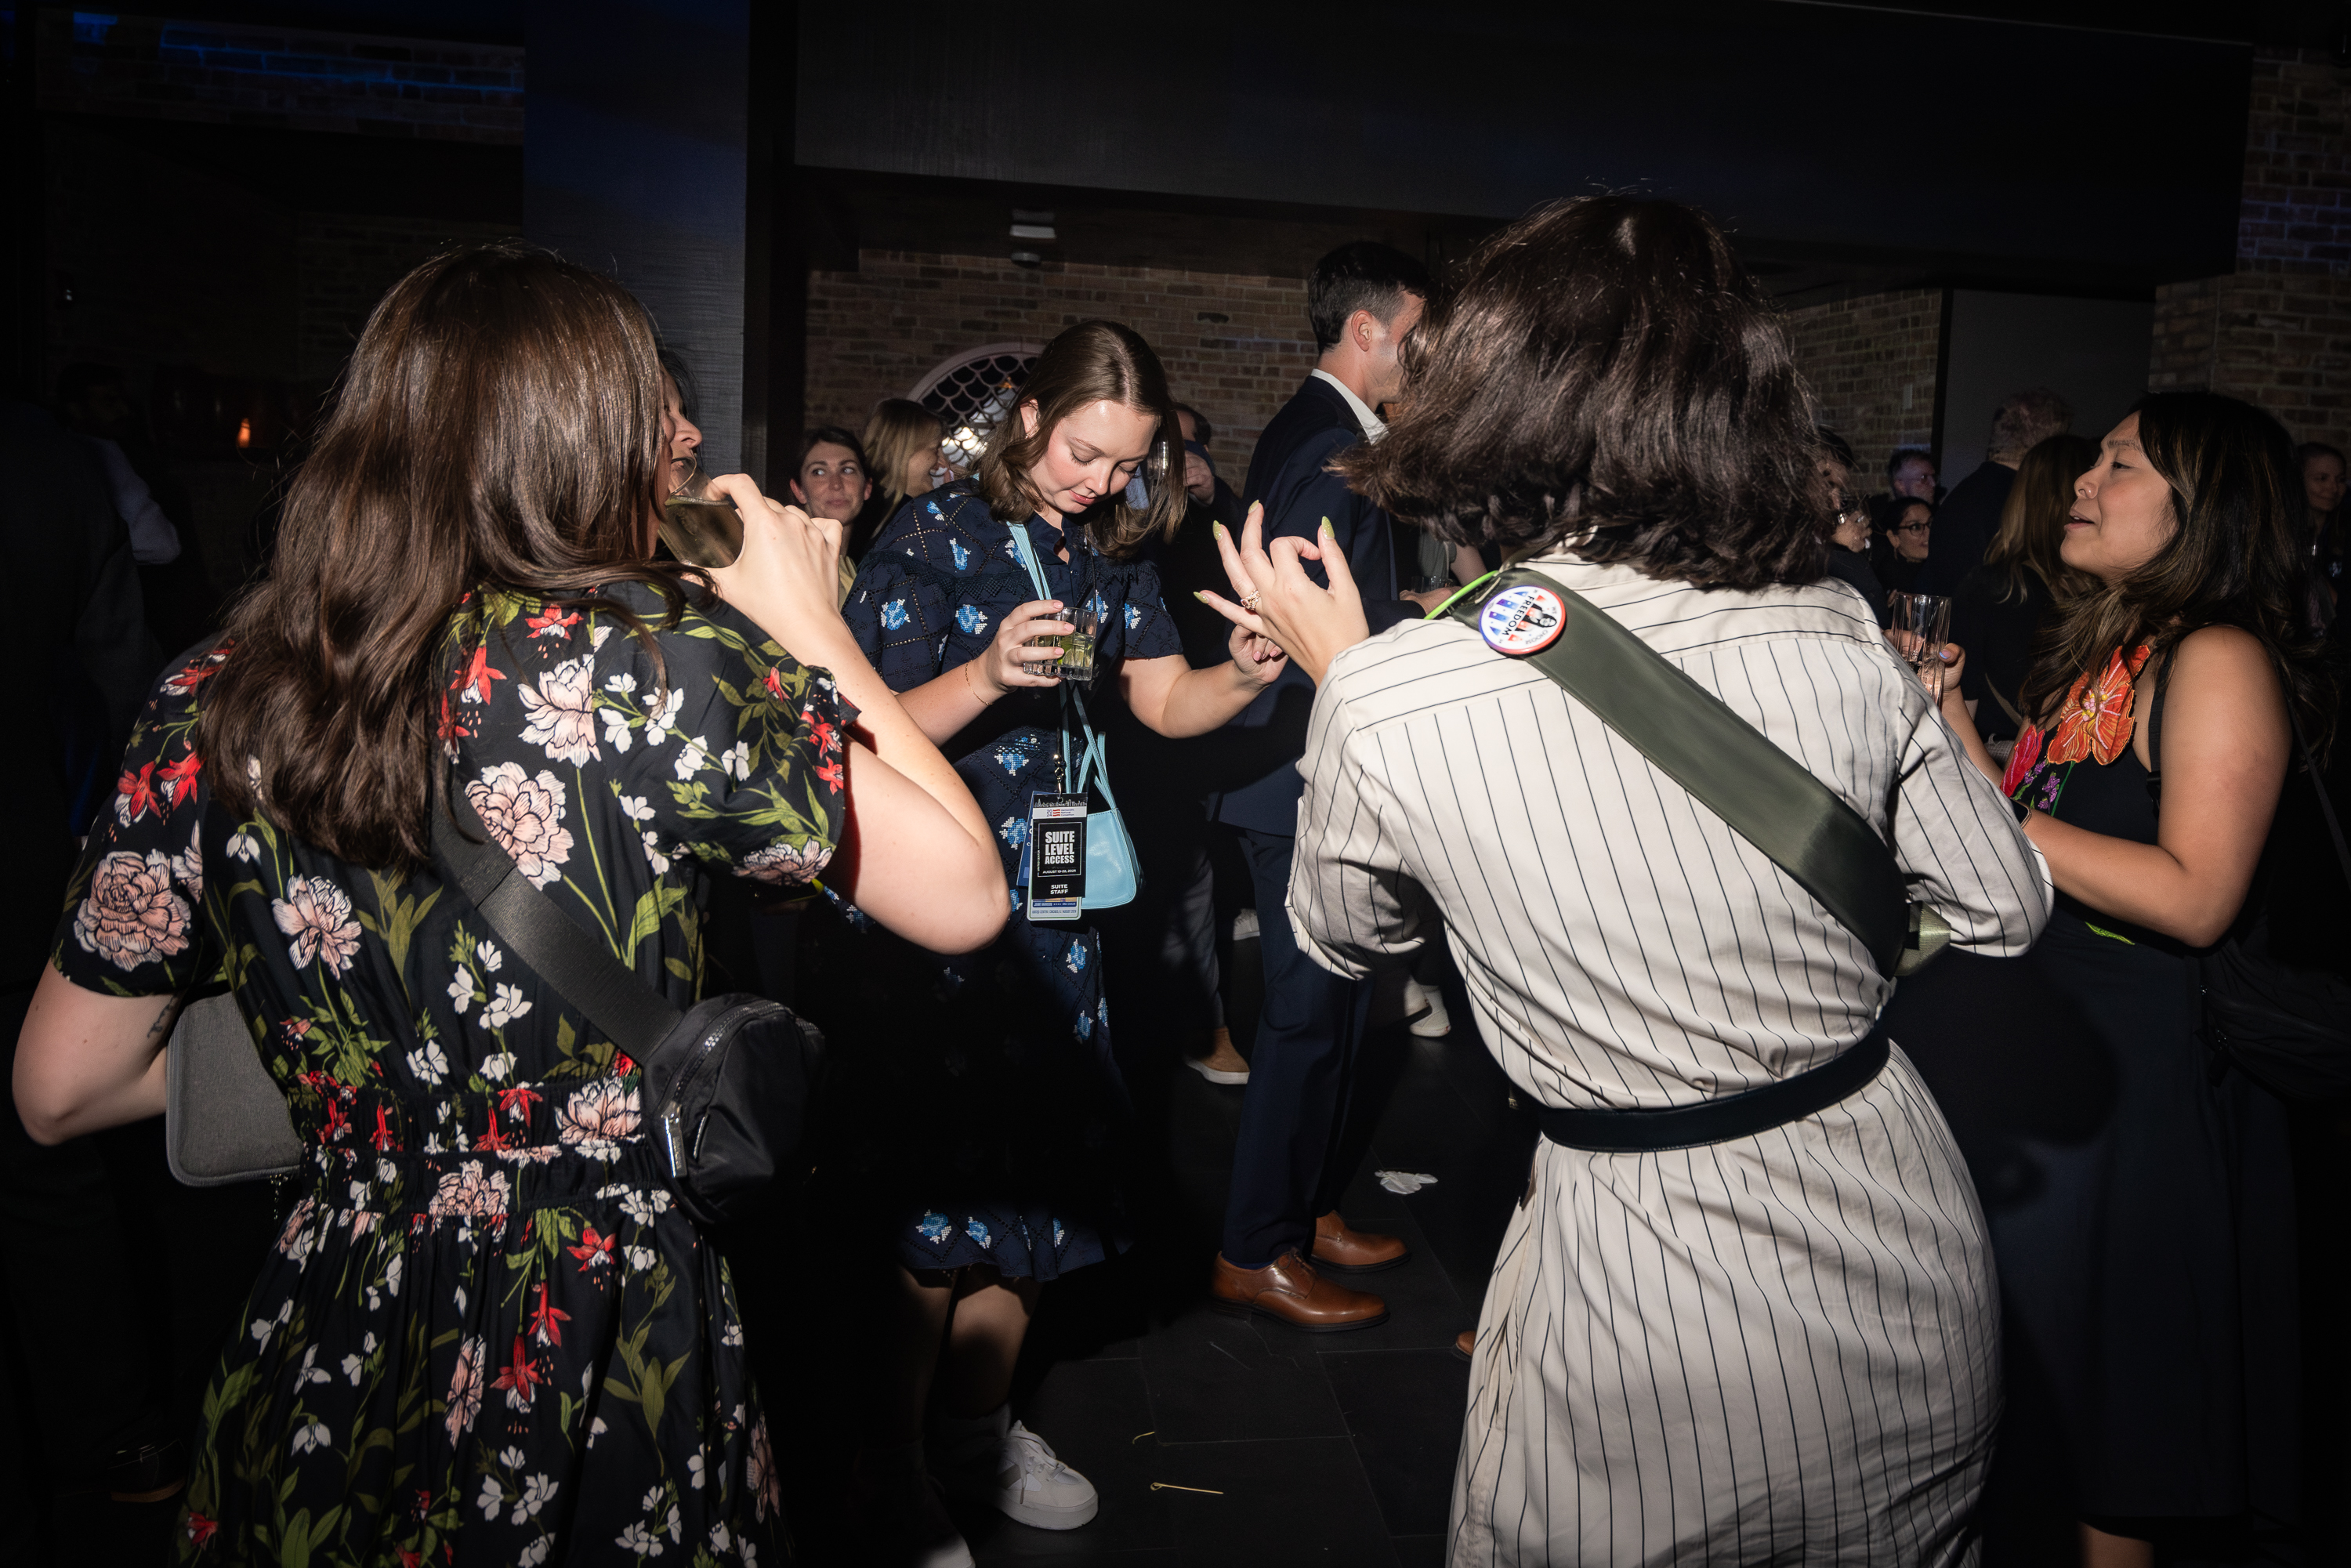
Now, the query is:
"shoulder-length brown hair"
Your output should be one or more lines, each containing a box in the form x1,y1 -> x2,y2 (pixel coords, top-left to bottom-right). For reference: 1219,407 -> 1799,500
1339,195 -> 1825,590
1982,432 -> 2099,605
2021,390 -> 2333,748
198,243 -> 691,873
973,320 -> 1183,557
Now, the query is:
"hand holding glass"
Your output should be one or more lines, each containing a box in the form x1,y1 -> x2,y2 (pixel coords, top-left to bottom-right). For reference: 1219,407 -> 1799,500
658,455 -> 744,570
1029,599 -> 1099,680
1887,592 -> 1954,701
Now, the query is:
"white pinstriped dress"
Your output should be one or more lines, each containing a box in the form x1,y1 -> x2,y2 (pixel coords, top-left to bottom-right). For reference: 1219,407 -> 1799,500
1288,554 -> 2052,1566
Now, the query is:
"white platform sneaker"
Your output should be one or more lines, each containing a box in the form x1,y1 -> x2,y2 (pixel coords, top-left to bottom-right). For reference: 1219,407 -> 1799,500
929,1405 -> 1100,1530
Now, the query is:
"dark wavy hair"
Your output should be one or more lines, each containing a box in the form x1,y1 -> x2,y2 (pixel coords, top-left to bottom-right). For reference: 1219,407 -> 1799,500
1339,196 -> 1826,591
2021,390 -> 2333,750
198,243 -> 694,874
973,319 -> 1184,556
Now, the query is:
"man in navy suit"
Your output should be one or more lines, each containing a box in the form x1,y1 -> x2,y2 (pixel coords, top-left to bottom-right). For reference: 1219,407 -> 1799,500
1207,241 -> 1443,1331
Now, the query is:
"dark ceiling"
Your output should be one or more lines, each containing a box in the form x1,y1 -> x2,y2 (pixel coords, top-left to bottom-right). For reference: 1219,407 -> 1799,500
794,1 -> 2280,300
69,0 -> 2351,51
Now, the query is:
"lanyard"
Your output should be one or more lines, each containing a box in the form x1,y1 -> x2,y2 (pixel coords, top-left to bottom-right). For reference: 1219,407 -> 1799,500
1005,520 -> 1118,812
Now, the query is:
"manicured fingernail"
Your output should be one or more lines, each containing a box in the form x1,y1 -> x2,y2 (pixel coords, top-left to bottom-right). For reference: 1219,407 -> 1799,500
1320,520 -> 1335,538
1192,591 -> 1209,602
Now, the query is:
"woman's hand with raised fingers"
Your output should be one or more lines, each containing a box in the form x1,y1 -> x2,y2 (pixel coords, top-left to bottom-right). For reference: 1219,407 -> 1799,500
1194,502 -> 1370,685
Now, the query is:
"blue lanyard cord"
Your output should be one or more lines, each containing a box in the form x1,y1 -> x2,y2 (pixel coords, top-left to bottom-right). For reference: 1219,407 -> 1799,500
1005,521 -> 1117,807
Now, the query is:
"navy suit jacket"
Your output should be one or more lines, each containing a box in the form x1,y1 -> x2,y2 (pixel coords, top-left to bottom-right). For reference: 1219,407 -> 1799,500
1207,375 -> 1416,834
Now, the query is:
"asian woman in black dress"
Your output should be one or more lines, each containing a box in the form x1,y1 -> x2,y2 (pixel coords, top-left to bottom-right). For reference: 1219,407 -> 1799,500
1936,392 -> 2332,1566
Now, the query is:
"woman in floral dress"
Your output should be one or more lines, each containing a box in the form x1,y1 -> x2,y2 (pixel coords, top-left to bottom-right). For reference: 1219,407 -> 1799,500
1933,393 -> 2330,1564
819,320 -> 1284,1563
13,244 -> 1007,1566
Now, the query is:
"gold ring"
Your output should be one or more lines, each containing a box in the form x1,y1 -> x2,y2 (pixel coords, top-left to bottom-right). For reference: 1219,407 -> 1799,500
1241,592 -> 1263,612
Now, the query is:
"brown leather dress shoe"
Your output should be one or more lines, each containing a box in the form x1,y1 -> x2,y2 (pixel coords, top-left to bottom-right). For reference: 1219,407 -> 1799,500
1210,1251 -> 1389,1331
1310,1211 -> 1408,1274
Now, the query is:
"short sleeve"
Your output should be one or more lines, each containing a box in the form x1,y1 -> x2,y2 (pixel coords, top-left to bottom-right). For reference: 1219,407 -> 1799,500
1103,559 -> 1183,665
842,552 -> 954,694
53,650 -> 221,996
604,602 -> 853,888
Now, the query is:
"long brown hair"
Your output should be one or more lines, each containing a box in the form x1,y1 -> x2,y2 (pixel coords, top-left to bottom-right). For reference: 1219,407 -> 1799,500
973,320 -> 1184,557
1339,196 -> 1825,590
1981,432 -> 2099,606
2020,391 -> 2333,748
199,243 -> 690,873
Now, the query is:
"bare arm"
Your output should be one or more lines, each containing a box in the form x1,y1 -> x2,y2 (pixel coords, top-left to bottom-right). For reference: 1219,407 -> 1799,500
1949,627 -> 2288,947
701,476 -> 1005,951
14,969 -> 180,1144
893,598 -> 1073,746
1119,626 -> 1287,739
2030,628 -> 2287,947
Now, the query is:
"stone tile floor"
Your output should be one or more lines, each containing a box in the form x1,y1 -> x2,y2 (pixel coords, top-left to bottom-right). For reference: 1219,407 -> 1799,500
946,1007 -> 1535,1568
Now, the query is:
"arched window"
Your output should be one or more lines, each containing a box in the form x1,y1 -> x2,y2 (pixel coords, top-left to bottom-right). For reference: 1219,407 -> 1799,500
910,342 -> 1042,467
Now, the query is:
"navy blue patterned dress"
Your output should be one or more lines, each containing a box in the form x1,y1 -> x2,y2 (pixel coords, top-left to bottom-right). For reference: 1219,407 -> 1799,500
820,483 -> 1183,1280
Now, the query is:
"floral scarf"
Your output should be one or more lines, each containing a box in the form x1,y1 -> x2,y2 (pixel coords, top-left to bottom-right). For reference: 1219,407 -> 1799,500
2001,643 -> 2151,813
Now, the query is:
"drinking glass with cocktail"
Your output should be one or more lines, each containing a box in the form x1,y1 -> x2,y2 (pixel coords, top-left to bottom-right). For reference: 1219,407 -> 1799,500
1028,597 -> 1099,681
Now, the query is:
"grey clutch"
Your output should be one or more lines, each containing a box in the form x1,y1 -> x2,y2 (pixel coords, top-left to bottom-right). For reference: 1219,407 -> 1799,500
164,993 -> 302,1186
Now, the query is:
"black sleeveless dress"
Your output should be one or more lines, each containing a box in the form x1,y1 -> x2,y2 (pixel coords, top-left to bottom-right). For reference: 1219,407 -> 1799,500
1889,661 -> 2300,1544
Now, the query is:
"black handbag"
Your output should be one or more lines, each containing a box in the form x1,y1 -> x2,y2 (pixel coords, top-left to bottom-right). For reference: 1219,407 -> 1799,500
432,791 -> 824,1229
2146,654 -> 2351,1102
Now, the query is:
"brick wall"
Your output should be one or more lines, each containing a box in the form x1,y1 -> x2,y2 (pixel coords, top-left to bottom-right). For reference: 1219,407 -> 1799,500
35,9 -> 523,143
805,252 -> 1315,481
1780,289 -> 1944,484
2148,48 -> 2349,450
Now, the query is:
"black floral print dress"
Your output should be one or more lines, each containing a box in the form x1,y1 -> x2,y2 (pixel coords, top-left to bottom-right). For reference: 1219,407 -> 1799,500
811,484 -> 1182,1281
53,581 -> 846,1566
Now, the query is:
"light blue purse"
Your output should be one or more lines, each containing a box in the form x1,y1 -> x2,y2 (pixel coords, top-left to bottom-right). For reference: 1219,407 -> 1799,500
1009,523 -> 1139,911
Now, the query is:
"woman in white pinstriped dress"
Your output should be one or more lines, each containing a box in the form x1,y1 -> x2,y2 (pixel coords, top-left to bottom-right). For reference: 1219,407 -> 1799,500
1200,196 -> 2052,1565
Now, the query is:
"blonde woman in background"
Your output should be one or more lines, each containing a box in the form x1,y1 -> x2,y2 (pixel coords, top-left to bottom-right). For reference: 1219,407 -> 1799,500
856,398 -> 953,559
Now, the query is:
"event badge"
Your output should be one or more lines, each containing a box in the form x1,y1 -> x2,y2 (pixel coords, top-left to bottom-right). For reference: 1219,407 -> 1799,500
1024,792 -> 1089,922
1478,582 -> 1567,656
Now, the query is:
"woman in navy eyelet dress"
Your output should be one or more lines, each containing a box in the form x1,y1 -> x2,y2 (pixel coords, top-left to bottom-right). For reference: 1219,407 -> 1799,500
811,320 -> 1284,1552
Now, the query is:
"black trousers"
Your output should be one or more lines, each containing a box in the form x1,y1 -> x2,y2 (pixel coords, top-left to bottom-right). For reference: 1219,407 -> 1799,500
1218,827 -> 1377,1268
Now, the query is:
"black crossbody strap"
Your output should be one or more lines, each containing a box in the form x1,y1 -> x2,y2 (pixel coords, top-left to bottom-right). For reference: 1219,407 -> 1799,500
1447,568 -> 1911,976
431,790 -> 683,1060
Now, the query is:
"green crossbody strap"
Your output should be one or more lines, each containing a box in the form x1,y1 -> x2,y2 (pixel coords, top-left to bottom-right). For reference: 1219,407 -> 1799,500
1446,567 -> 1911,977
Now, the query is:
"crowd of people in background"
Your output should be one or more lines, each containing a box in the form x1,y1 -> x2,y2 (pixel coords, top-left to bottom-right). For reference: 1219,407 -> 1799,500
8,194 -> 2349,1568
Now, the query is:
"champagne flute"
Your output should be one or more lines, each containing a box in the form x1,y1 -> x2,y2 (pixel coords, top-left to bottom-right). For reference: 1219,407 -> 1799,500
658,454 -> 744,569
1888,591 -> 1954,701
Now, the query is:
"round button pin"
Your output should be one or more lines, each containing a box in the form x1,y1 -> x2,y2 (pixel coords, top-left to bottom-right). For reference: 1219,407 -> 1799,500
1478,583 -> 1567,656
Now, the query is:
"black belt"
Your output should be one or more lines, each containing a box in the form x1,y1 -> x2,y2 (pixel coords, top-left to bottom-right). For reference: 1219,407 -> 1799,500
1537,1027 -> 1893,1153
